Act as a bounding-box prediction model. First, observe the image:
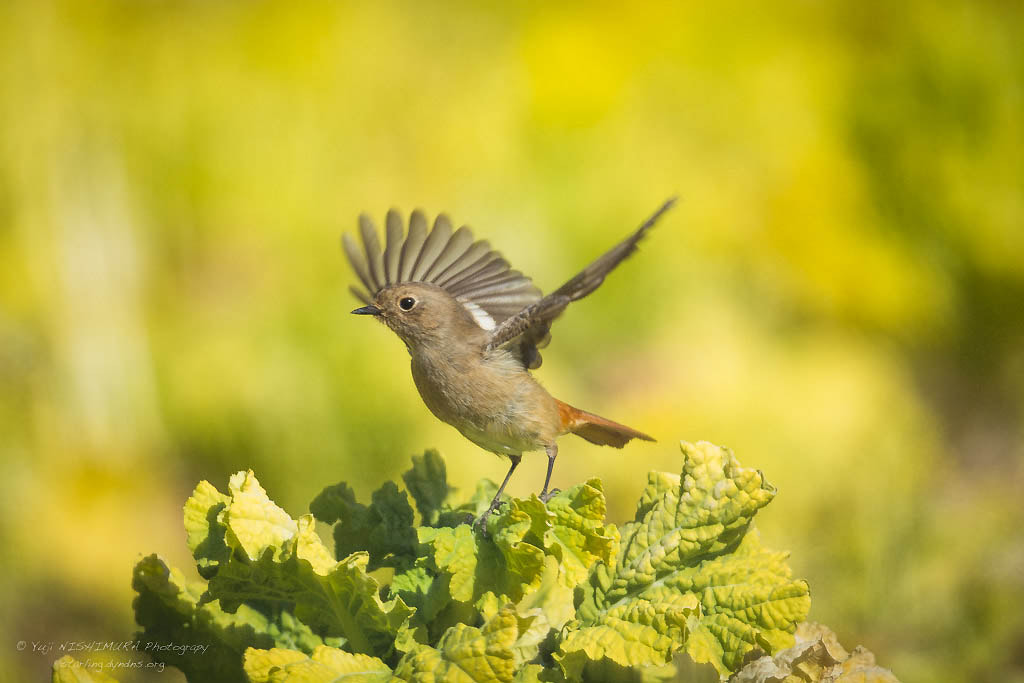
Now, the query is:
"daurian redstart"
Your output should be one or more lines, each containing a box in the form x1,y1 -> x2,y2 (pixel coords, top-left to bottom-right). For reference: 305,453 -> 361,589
344,199 -> 675,526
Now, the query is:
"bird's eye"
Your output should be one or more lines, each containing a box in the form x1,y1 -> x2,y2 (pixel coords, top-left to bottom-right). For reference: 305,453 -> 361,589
399,297 -> 416,311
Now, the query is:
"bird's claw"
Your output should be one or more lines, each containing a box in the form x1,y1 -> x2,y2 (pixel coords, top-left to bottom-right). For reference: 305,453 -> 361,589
539,488 -> 561,503
472,499 -> 508,532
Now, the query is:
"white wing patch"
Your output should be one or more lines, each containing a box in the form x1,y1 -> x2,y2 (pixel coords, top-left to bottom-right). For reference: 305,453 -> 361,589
459,299 -> 496,330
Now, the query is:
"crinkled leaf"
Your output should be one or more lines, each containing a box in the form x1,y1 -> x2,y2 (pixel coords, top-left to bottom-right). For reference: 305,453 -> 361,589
243,648 -> 308,682
310,481 -> 417,570
516,556 -> 576,633
390,563 -> 452,628
393,606 -> 522,682
417,479 -> 618,613
418,524 -> 482,603
681,531 -> 810,674
184,472 -> 413,658
133,555 -> 339,683
507,610 -> 549,671
513,665 -> 545,682
244,645 -> 393,683
402,450 -> 453,526
52,656 -> 120,683
225,470 -> 300,561
471,559 -> 575,673
207,520 -> 413,657
486,501 -> 547,587
483,483 -> 618,593
490,481 -> 618,587
416,521 -> 541,609
539,480 -> 619,584
184,479 -> 233,578
557,594 -> 699,679
561,441 -> 809,677
144,445 -> 830,683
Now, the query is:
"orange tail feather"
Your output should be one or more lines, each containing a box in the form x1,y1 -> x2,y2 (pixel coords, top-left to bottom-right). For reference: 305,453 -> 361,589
556,399 -> 655,448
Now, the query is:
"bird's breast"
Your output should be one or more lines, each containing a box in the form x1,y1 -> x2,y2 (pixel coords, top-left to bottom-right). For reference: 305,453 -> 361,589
409,346 -> 560,455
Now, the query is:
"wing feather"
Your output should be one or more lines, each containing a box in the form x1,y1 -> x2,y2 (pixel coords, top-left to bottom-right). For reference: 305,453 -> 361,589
435,247 -> 495,288
411,214 -> 452,281
399,210 -> 429,281
485,198 -> 677,367
422,226 -> 474,281
342,209 -> 543,330
343,200 -> 675,361
358,213 -> 385,290
349,284 -> 373,305
383,209 -> 404,283
433,238 -> 492,286
446,260 -> 511,295
457,275 -> 536,300
342,233 -> 375,298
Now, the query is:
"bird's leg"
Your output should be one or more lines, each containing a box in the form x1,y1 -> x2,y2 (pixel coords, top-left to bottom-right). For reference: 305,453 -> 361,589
539,443 -> 560,503
474,454 -> 521,531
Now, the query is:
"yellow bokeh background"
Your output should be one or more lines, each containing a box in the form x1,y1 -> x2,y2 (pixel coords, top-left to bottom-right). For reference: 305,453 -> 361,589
2,2 -> 1022,681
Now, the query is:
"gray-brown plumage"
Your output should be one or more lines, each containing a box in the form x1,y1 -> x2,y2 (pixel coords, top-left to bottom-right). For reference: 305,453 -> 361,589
344,198 -> 676,527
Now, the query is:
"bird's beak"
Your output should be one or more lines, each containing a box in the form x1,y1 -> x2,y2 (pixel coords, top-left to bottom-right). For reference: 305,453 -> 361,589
351,305 -> 382,316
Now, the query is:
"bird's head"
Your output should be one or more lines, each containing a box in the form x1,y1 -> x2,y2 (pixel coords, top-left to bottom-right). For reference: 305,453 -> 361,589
351,282 -> 483,350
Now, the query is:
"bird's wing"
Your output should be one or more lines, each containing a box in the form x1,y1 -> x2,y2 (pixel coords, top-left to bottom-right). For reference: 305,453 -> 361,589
486,197 -> 677,369
342,209 -> 542,331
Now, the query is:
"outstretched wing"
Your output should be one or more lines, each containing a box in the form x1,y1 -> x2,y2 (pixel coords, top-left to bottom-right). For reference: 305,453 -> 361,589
486,197 -> 677,368
342,209 -> 542,331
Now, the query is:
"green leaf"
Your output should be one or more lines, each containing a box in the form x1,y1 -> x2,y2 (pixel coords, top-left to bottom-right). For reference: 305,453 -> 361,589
409,475 -> 624,670
390,563 -> 452,628
513,665 -> 546,683
133,554 -> 337,683
310,481 -> 418,570
182,471 -> 413,658
142,444 -> 827,682
401,450 -> 453,526
392,606 -> 524,682
486,501 -> 547,588
207,518 -> 413,657
243,648 -> 309,682
557,596 -> 698,680
52,656 -> 120,683
559,441 -> 810,678
416,520 -> 542,611
515,556 -> 575,633
184,479 -> 233,579
416,479 -> 619,612
224,470 -> 300,562
681,531 -> 811,674
498,480 -> 619,587
418,524 -> 482,603
244,645 -> 393,683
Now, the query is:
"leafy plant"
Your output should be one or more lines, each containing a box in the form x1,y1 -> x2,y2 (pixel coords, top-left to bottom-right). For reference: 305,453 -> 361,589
118,441 -> 897,682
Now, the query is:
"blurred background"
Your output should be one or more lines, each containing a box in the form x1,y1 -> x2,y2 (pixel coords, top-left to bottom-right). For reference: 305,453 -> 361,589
2,1 -> 1022,681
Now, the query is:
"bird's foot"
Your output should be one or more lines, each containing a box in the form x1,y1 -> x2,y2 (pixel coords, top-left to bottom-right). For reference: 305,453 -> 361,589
472,499 -> 507,532
539,488 -> 561,503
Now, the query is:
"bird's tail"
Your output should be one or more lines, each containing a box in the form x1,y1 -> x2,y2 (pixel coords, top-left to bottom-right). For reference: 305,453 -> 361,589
555,399 -> 655,448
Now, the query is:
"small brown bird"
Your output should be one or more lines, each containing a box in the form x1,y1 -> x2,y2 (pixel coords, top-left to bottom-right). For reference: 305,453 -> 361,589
343,199 -> 675,526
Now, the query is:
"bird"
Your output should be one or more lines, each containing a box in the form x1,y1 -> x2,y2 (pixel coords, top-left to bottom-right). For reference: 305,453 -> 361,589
343,198 -> 676,527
